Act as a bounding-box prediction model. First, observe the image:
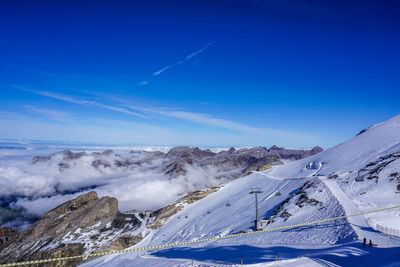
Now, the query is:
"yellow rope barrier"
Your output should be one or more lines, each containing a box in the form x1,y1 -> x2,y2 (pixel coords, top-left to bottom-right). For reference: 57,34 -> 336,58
1,205 -> 399,266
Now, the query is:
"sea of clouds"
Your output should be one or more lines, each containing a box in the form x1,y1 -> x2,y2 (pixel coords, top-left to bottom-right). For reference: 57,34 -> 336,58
0,140 -> 230,229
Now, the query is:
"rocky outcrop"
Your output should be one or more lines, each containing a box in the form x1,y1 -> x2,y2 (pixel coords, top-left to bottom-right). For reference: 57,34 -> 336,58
166,146 -> 216,159
266,180 -> 323,225
0,227 -> 18,248
162,146 -> 323,178
356,152 -> 400,183
32,150 -> 88,164
163,146 -> 277,178
356,126 -> 372,136
267,145 -> 323,161
148,187 -> 219,229
0,187 -> 223,266
0,192 -> 142,267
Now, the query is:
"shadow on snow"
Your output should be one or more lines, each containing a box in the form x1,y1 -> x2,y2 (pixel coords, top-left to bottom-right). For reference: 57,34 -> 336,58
151,243 -> 400,266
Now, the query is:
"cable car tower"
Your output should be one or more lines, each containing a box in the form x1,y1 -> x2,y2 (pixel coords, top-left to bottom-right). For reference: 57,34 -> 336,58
250,188 -> 263,231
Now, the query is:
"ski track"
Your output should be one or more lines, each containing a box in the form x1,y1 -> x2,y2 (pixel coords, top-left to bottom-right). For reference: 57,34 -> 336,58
322,178 -> 394,247
81,115 -> 400,266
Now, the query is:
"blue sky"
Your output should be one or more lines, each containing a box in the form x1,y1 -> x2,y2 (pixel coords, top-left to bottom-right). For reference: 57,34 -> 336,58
0,0 -> 399,148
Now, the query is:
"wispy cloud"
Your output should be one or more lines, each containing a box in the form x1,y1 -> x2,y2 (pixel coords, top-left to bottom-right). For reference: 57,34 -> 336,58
15,86 -> 260,133
23,105 -> 75,123
95,103 -> 147,117
139,42 -> 215,85
161,111 -> 259,132
15,86 -> 94,106
15,86 -> 147,119
3,88 -> 324,147
124,104 -> 260,132
0,110 -> 27,121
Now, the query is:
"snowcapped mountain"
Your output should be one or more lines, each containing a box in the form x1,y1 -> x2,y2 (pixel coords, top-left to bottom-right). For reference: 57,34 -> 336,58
266,114 -> 400,238
0,144 -> 321,229
81,115 -> 400,267
0,144 -> 324,266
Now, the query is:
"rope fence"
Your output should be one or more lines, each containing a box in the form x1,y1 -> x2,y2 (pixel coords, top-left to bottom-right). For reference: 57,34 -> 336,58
1,205 -> 399,266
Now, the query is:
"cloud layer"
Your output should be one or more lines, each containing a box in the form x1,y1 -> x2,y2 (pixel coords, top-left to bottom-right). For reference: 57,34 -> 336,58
0,145 -> 227,228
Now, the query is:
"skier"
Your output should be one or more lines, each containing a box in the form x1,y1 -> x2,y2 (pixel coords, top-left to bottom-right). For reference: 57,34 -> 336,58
369,239 -> 372,248
362,238 -> 366,247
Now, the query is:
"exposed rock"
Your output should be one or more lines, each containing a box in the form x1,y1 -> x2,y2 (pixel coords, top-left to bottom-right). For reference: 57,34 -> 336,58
257,164 -> 272,171
356,126 -> 372,136
32,150 -> 87,164
163,146 -> 285,178
164,160 -> 190,177
148,188 -> 219,229
32,155 -> 51,163
296,191 -> 322,208
91,159 -> 111,169
266,145 -> 323,161
0,227 -> 18,249
102,149 -> 115,156
279,210 -> 292,221
0,192 -> 142,267
356,152 -> 400,184
108,234 -> 143,251
328,173 -> 339,179
266,180 -> 323,225
166,146 -> 216,159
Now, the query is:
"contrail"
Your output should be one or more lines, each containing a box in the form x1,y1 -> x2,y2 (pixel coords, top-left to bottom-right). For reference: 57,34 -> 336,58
153,41 -> 215,76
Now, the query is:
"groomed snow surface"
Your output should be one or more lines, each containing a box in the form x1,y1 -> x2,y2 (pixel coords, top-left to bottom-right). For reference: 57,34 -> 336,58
82,116 -> 400,267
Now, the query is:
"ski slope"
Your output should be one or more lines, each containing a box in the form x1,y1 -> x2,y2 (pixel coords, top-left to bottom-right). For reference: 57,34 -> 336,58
265,114 -> 400,236
82,115 -> 400,266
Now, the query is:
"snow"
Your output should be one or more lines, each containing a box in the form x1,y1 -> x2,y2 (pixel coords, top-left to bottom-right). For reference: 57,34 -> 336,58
262,115 -> 400,236
245,257 -> 322,266
321,178 -> 398,247
80,115 -> 400,266
267,114 -> 400,179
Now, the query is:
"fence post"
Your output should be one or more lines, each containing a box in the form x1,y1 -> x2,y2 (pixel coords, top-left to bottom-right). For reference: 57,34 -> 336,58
241,255 -> 243,265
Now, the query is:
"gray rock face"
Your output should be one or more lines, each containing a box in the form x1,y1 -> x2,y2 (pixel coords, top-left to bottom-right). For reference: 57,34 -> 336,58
356,152 -> 400,190
0,192 -> 142,267
266,145 -> 323,161
32,150 -> 88,163
161,146 -> 323,178
0,228 -> 18,249
266,180 -> 324,225
166,146 -> 216,158
148,188 -> 219,229
356,126 -> 372,136
0,187 -> 225,267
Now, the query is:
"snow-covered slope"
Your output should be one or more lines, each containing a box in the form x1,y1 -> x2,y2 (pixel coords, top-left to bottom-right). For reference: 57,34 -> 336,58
82,115 -> 400,266
267,114 -> 400,178
265,115 -> 400,237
